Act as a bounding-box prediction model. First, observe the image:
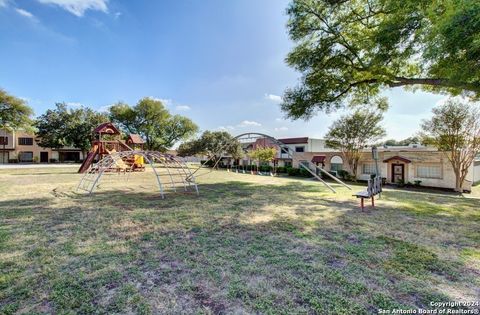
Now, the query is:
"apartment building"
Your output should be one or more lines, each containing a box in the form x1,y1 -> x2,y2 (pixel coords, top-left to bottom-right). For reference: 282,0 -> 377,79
0,130 -> 84,163
229,136 -> 480,191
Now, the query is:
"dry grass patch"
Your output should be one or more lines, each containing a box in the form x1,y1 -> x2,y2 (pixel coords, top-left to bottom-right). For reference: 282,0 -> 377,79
0,167 -> 479,314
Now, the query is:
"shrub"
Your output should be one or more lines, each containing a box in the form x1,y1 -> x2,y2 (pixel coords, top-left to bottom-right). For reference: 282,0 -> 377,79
49,158 -> 58,163
287,167 -> 301,176
200,160 -> 215,167
259,165 -> 271,172
299,168 -> 311,177
414,180 -> 422,187
337,169 -> 350,180
276,166 -> 286,173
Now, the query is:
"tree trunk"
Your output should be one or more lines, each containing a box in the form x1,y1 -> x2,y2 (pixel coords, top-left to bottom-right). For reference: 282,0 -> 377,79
453,167 -> 464,192
454,175 -> 463,192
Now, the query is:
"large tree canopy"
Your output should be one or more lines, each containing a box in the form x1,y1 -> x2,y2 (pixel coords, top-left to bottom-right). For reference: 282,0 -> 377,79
0,88 -> 34,130
420,98 -> 480,191
35,103 -> 108,153
325,110 -> 385,178
109,98 -> 198,151
248,146 -> 277,165
283,0 -> 480,119
177,131 -> 243,160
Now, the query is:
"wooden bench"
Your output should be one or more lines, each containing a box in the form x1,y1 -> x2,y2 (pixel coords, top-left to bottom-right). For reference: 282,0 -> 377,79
354,176 -> 382,210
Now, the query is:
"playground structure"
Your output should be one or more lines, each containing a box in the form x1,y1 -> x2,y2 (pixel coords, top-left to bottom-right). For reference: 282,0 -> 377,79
77,150 -> 199,198
76,122 -> 199,198
76,128 -> 351,198
78,123 -> 146,173
187,132 -> 352,193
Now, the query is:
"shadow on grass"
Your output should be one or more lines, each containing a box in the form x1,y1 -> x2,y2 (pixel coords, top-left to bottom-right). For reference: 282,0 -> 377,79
0,181 -> 479,314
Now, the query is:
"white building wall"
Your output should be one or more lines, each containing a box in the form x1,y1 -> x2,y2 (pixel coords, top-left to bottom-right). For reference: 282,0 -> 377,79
472,162 -> 480,184
307,139 -> 338,152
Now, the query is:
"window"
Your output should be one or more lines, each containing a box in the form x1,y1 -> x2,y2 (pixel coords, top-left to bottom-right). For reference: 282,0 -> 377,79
284,161 -> 292,167
295,146 -> 305,153
18,137 -> 33,145
330,155 -> 343,172
362,163 -> 376,175
299,160 -> 309,167
19,151 -> 33,162
416,165 -> 442,179
281,147 -> 289,154
0,136 -> 7,145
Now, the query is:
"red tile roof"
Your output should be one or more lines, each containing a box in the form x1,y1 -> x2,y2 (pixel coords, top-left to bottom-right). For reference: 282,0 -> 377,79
252,138 -> 278,149
127,134 -> 145,144
278,137 -> 308,144
311,155 -> 326,163
383,156 -> 412,163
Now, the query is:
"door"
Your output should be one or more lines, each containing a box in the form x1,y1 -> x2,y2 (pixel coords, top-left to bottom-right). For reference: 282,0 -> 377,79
392,164 -> 404,183
40,152 -> 48,163
0,151 -> 8,163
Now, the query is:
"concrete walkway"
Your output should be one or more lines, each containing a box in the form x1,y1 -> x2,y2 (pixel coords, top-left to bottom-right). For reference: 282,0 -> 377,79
0,163 -> 80,169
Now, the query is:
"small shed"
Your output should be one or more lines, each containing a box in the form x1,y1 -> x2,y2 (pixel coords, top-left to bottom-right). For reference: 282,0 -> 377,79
126,134 -> 145,149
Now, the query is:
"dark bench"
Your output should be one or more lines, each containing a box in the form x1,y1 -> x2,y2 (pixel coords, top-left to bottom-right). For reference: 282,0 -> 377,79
354,176 -> 382,210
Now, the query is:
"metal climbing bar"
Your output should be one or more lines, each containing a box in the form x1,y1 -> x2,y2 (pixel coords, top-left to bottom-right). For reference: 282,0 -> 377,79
76,150 -> 199,198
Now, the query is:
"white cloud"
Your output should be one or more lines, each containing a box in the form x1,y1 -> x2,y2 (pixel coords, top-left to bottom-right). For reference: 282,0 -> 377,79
0,0 -> 9,8
238,120 -> 261,127
274,126 -> 288,132
37,0 -> 108,17
175,105 -> 191,111
15,8 -> 35,19
218,125 -> 235,131
98,103 -> 114,112
66,102 -> 83,107
275,117 -> 283,122
265,93 -> 282,103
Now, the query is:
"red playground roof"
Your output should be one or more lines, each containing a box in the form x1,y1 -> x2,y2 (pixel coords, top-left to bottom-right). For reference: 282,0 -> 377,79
94,122 -> 121,135
127,134 -> 145,144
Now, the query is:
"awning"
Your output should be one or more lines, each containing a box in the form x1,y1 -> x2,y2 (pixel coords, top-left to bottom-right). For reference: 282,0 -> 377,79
311,155 -> 326,163
383,155 -> 412,163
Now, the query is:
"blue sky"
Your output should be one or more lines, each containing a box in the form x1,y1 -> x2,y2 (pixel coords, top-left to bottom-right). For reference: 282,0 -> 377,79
0,0 -> 446,141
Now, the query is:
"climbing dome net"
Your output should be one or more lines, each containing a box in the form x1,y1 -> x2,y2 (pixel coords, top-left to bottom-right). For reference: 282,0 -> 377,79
76,151 -> 199,198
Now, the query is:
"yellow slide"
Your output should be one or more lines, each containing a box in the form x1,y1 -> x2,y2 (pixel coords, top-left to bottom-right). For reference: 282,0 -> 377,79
134,154 -> 144,166
105,148 -> 129,170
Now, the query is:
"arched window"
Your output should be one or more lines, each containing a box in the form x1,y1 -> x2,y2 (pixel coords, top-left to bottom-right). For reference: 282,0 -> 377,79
330,155 -> 343,171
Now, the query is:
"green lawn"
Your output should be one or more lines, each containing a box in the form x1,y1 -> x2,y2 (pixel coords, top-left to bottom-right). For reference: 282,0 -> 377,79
0,168 -> 479,314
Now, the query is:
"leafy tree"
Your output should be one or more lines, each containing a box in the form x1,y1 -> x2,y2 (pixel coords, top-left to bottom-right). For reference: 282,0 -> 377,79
383,136 -> 420,146
177,130 -> 243,162
248,146 -> 277,166
420,98 -> 480,192
35,103 -> 108,155
283,0 -> 480,119
109,98 -> 198,151
325,110 -> 386,178
177,139 -> 202,157
0,89 -> 34,162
